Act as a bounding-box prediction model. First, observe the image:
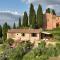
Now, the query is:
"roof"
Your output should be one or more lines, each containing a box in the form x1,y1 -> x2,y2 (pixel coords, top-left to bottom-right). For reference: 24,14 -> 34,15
41,31 -> 52,34
8,29 -> 41,33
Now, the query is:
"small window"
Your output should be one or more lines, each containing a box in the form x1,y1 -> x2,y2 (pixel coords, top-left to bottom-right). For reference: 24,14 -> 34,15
31,33 -> 37,37
17,34 -> 18,35
22,33 -> 25,36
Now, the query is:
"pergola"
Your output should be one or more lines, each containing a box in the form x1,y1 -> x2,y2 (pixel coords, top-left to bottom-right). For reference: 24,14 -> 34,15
41,31 -> 53,40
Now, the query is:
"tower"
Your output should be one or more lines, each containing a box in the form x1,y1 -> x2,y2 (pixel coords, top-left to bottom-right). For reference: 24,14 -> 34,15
44,13 -> 56,30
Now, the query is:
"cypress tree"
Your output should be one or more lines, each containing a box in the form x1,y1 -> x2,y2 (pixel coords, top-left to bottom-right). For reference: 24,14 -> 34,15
23,11 -> 28,27
3,22 -> 10,41
37,4 -> 43,28
46,8 -> 50,13
13,22 -> 16,29
52,9 -> 56,15
19,17 -> 21,28
29,3 -> 36,28
0,25 -> 2,38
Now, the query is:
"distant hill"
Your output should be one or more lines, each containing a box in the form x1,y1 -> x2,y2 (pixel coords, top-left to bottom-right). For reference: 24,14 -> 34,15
0,11 -> 20,27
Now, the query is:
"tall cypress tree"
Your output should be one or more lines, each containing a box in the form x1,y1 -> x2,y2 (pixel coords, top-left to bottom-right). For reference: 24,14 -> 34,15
52,9 -> 56,15
0,25 -> 2,38
23,11 -> 28,27
37,4 -> 43,28
29,3 -> 36,28
3,22 -> 10,41
19,17 -> 21,28
13,22 -> 16,29
46,8 -> 51,13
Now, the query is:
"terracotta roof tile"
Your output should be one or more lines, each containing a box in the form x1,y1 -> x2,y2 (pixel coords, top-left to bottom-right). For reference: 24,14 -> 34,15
8,29 -> 41,33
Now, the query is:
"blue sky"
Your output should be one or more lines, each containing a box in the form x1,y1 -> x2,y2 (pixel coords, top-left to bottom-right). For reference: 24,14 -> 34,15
0,0 -> 60,15
0,0 -> 22,12
0,0 -> 46,15
0,0 -> 30,15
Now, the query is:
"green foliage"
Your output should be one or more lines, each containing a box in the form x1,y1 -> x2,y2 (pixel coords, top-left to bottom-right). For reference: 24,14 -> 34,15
37,4 -> 43,28
46,8 -> 51,13
0,38 -> 3,44
34,41 -> 46,56
22,50 -> 35,60
8,41 -> 33,60
23,11 -> 28,27
52,9 -> 56,15
0,40 -> 33,60
23,48 -> 48,60
7,38 -> 14,46
1,41 -> 60,60
47,46 -> 58,57
23,41 -> 60,60
2,22 -> 10,41
18,17 -> 21,28
0,25 -> 2,38
56,43 -> 60,55
29,3 -> 36,28
13,22 -> 16,29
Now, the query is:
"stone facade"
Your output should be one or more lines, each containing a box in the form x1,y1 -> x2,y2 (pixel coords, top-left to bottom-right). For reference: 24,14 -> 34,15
44,13 -> 60,30
7,29 -> 41,43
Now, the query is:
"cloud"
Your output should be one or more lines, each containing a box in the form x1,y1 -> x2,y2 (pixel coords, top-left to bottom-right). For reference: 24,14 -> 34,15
21,0 -> 60,15
22,0 -> 37,4
46,0 -> 60,5
46,5 -> 54,9
21,0 -> 60,6
0,10 -> 20,15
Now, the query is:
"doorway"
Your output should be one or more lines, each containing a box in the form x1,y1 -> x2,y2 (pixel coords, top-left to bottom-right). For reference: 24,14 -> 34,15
56,23 -> 59,28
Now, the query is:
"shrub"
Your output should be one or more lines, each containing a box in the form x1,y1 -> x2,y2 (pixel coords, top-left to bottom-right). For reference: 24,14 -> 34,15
0,38 -> 3,44
7,38 -> 14,46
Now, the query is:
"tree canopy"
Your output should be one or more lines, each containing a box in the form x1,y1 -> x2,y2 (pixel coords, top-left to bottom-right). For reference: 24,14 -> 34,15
46,8 -> 51,13
37,4 -> 43,28
52,9 -> 56,15
0,25 -> 2,38
23,11 -> 28,27
18,17 -> 21,28
29,3 -> 36,28
3,22 -> 10,41
13,22 -> 16,29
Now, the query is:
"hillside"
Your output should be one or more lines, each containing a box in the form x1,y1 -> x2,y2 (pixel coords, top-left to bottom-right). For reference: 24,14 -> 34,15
0,11 -> 20,26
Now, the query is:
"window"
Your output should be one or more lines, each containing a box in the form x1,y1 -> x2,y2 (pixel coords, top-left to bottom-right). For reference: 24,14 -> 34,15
56,23 -> 59,28
31,33 -> 37,37
17,34 -> 18,35
22,33 -> 25,36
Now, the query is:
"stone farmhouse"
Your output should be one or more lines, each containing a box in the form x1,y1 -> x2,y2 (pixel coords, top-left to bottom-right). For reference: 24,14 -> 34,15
7,29 -> 41,43
43,13 -> 60,30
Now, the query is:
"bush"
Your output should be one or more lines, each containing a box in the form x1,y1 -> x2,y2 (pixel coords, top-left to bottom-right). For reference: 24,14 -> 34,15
7,41 -> 33,60
0,38 -> 3,44
7,38 -> 14,46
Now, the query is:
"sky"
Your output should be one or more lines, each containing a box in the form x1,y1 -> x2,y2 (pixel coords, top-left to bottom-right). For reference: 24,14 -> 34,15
0,0 -> 60,15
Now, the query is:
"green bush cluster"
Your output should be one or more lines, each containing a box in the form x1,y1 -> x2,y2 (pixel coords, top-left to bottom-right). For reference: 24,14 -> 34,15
0,41 -> 60,60
0,40 -> 33,60
23,41 -> 60,60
